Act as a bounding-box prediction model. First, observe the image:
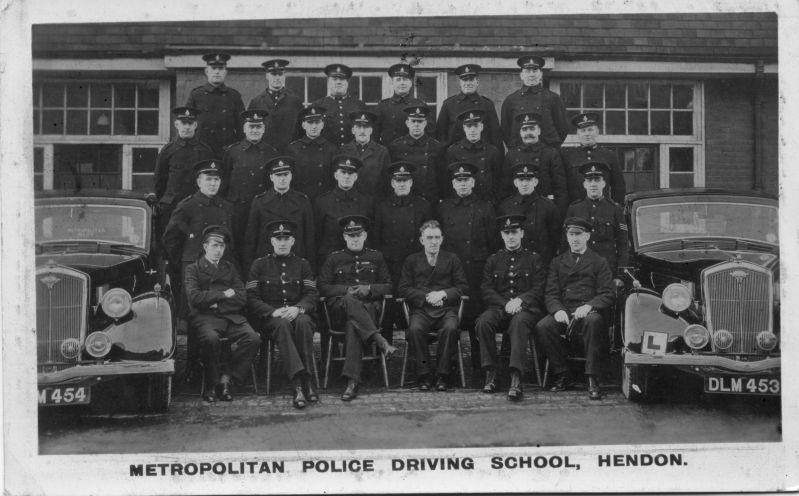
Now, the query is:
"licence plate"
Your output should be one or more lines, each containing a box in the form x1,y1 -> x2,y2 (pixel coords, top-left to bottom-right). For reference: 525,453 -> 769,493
704,375 -> 780,395
38,386 -> 91,406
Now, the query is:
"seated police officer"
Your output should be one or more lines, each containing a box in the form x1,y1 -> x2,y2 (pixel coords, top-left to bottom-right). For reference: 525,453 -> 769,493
398,219 -> 469,391
474,214 -> 545,401
534,217 -> 614,400
246,220 -> 319,409
184,225 -> 261,402
318,215 -> 397,402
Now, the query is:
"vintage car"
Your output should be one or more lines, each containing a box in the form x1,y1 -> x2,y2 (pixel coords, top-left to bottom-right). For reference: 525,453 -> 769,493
619,189 -> 779,401
35,190 -> 175,413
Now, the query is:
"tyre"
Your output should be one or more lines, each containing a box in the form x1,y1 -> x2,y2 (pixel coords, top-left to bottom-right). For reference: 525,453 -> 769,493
145,375 -> 172,413
621,353 -> 649,402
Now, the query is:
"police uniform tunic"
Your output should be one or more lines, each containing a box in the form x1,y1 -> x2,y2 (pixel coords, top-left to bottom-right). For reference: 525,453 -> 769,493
339,140 -> 391,200
498,193 -> 562,266
153,136 -> 215,236
221,139 -> 280,262
398,250 -> 469,378
313,188 -> 374,264
475,248 -> 545,374
535,248 -> 614,377
444,138 -> 504,202
186,83 -> 246,156
163,191 -> 235,267
387,134 -> 445,204
436,91 -> 502,150
561,145 -> 626,204
373,193 -> 432,291
503,142 -> 569,213
246,253 -> 318,380
247,88 -> 304,153
374,93 -> 435,145
184,257 -> 261,391
312,94 -> 367,147
286,135 -> 338,201
564,196 -> 629,276
243,189 -> 315,272
500,84 -> 569,148
318,248 -> 392,380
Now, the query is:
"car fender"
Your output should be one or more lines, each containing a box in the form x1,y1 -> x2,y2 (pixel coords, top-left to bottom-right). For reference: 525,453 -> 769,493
103,292 -> 174,360
623,289 -> 686,348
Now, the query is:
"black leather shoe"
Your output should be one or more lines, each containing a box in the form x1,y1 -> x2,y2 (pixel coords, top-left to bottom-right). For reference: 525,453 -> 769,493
341,380 -> 359,402
482,369 -> 497,394
419,376 -> 432,391
293,386 -> 307,409
216,382 -> 233,401
435,375 -> 448,392
507,371 -> 523,401
305,378 -> 319,403
588,375 -> 602,400
549,372 -> 570,392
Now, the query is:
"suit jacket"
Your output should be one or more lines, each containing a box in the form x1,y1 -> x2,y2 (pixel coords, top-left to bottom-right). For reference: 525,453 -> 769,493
398,250 -> 469,318
544,248 -> 614,315
184,257 -> 248,324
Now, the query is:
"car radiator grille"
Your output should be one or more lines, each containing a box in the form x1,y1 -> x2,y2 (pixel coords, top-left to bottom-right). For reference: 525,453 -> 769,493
702,261 -> 773,354
36,265 -> 88,369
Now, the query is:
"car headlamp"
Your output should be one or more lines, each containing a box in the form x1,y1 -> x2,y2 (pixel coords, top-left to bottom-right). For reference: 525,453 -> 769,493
756,331 -> 778,351
663,283 -> 692,313
683,324 -> 710,350
712,329 -> 734,350
100,288 -> 132,319
84,331 -> 112,358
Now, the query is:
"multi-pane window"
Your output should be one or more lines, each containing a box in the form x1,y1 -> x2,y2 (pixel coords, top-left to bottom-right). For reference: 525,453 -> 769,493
559,82 -> 695,136
33,81 -> 162,136
286,75 -> 384,106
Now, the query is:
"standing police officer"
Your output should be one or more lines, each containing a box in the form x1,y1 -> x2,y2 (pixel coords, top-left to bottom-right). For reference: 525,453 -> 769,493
185,53 -> 245,157
247,59 -> 304,153
436,64 -> 502,150
312,64 -> 367,147
475,215 -> 545,401
388,105 -> 446,204
444,109 -> 504,202
339,111 -> 391,200
564,162 -> 629,286
221,109 -> 279,266
500,55 -> 568,149
374,63 -> 435,145
246,220 -> 319,409
286,105 -> 338,201
244,156 -> 315,272
318,215 -> 397,401
561,112 -> 626,204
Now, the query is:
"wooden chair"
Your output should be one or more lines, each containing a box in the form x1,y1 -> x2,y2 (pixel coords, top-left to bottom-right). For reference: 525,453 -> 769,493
199,336 -> 258,395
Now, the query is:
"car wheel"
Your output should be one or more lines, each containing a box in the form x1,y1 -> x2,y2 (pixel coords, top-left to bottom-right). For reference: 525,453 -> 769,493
621,354 -> 649,402
145,375 -> 172,413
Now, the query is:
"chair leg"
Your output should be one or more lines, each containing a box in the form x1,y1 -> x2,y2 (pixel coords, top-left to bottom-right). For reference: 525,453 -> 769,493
250,364 -> 258,395
380,351 -> 389,389
542,359 -> 550,389
266,339 -> 272,396
323,335 -> 333,389
312,342 -> 321,390
400,340 -> 409,388
528,335 -> 543,387
457,336 -> 466,389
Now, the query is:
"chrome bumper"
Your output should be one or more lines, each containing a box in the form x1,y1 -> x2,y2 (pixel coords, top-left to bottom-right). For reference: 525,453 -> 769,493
624,352 -> 780,373
38,360 -> 174,385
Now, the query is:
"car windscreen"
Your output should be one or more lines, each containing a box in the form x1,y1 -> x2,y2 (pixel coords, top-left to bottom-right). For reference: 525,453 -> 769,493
35,203 -> 149,250
634,201 -> 778,248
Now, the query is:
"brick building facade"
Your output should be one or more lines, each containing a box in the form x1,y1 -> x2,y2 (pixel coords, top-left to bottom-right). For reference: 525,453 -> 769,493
31,13 -> 778,196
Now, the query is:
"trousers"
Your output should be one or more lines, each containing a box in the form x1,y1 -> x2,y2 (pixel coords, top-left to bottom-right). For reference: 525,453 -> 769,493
475,307 -> 541,374
405,308 -> 459,378
534,312 -> 606,376
191,315 -> 261,391
327,293 -> 381,381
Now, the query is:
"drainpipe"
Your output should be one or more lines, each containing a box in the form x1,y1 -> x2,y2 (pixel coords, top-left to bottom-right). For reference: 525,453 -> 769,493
753,59 -> 764,192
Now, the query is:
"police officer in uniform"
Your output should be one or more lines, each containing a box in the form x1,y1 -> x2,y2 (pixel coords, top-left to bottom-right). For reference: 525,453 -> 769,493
374,63 -> 434,145
387,105 -> 446,204
502,112 -> 568,213
498,163 -> 562,267
436,64 -> 502,150
153,106 -> 215,240
444,109 -> 504,202
185,53 -> 245,157
318,215 -> 398,401
243,156 -> 315,272
564,162 -> 629,286
314,155 -> 374,268
247,59 -> 304,153
475,215 -> 545,401
312,64 -> 367,147
535,217 -> 615,400
339,111 -> 391,200
500,55 -> 568,149
246,220 -> 319,409
398,220 -> 469,391
561,112 -> 626,204
286,105 -> 338,201
221,109 -> 279,266
184,225 -> 261,402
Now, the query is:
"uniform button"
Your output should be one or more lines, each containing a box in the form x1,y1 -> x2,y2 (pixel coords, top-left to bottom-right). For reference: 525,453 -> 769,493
282,272 -> 286,276
282,263 -> 286,267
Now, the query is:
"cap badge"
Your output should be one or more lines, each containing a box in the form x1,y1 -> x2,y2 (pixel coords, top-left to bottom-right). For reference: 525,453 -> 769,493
524,116 -> 530,123
465,66 -> 471,73
278,160 -> 285,167
590,165 -> 597,172
469,113 -> 475,119
582,115 -> 589,123
210,162 -> 218,169
345,159 -> 352,166
399,166 -> 406,173
458,166 -> 465,174
360,114 -> 367,120
523,166 -> 529,173
184,109 -> 191,116
505,218 -> 512,226
253,113 -> 260,119
337,66 -> 342,73
278,224 -> 284,231
348,220 -> 357,228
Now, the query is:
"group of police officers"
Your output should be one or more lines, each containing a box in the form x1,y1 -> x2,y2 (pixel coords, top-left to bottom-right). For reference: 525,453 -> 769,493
154,53 -> 629,408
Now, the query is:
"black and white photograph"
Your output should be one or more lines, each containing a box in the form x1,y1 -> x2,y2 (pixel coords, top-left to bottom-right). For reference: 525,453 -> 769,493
1,0 -> 797,494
